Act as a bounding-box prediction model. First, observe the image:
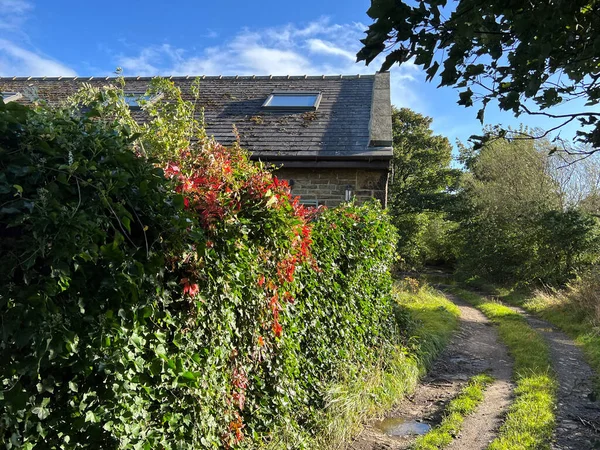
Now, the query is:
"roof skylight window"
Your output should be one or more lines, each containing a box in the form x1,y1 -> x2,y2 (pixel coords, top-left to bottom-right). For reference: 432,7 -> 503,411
263,91 -> 321,110
123,92 -> 161,109
1,92 -> 23,103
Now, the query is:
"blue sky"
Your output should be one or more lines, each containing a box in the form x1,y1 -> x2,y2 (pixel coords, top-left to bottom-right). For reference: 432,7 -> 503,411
0,0 -> 589,151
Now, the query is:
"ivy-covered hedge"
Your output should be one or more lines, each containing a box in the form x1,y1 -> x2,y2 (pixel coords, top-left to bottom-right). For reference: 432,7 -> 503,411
0,82 -> 398,449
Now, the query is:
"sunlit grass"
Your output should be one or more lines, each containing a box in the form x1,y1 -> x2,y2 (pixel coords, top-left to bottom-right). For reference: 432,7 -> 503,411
413,373 -> 494,450
500,289 -> 600,393
395,283 -> 462,368
449,288 -> 556,450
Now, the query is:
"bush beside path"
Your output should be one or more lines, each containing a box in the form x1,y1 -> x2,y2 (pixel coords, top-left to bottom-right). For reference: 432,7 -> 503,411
0,79 -> 401,449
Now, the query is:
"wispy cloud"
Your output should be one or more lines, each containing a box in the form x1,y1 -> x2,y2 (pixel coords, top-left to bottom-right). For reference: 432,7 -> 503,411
203,29 -> 219,39
0,0 -> 32,30
0,0 -> 32,12
115,18 -> 425,109
306,39 -> 356,60
0,0 -> 76,76
0,39 -> 76,76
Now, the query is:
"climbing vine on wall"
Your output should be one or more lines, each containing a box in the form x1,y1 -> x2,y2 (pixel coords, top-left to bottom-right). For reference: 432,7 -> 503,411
0,78 -> 398,449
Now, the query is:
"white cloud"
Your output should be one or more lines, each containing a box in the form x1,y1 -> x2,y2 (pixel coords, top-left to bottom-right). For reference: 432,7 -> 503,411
116,19 -> 363,77
307,39 -> 355,60
114,18 -> 424,109
118,45 -> 165,76
236,46 -> 313,74
0,1 -> 76,76
0,39 -> 76,76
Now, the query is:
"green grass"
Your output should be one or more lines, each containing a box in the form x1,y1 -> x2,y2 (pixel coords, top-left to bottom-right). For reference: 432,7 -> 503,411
449,288 -> 556,450
413,373 -> 495,450
499,289 -> 600,393
287,283 -> 462,450
395,283 -> 462,368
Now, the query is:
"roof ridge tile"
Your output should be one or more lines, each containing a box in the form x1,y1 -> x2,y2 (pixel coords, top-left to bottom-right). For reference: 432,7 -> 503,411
0,74 -> 378,81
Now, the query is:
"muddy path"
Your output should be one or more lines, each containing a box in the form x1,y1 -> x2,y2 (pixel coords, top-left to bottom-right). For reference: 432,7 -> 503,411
499,303 -> 600,450
349,293 -> 514,450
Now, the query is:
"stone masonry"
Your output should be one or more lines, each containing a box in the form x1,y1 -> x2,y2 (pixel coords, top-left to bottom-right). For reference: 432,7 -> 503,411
276,168 -> 389,208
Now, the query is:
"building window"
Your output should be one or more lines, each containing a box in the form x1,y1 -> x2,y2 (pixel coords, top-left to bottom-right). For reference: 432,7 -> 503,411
1,92 -> 22,103
262,91 -> 322,111
123,92 -> 162,110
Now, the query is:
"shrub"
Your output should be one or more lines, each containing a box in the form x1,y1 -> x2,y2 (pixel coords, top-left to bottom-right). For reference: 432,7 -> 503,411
561,268 -> 600,325
0,80 -> 399,449
0,97 -> 185,449
388,108 -> 460,270
456,137 -> 600,285
535,209 -> 600,284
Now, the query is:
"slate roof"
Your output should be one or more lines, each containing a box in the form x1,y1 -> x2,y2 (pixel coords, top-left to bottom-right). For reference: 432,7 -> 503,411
0,73 -> 393,169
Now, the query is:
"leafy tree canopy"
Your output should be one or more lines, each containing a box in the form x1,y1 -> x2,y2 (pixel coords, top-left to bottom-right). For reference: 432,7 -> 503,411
389,107 -> 460,268
455,135 -> 600,283
390,107 -> 460,214
358,0 -> 600,152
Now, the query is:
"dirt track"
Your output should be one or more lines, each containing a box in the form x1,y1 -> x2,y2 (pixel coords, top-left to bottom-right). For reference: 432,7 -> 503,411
350,293 -> 513,450
348,289 -> 600,450
504,304 -> 600,449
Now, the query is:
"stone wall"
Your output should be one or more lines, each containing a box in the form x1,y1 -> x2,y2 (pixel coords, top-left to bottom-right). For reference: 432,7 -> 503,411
275,168 -> 389,208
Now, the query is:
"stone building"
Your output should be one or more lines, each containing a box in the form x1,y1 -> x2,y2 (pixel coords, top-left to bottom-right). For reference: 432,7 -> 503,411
1,72 -> 393,207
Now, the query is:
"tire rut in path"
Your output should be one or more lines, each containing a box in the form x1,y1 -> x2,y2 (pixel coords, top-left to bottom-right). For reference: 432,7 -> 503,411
349,293 -> 513,450
500,303 -> 600,450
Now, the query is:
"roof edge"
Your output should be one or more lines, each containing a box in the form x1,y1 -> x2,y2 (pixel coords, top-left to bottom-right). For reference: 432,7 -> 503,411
250,147 -> 393,162
1,74 -> 377,82
268,160 -> 391,170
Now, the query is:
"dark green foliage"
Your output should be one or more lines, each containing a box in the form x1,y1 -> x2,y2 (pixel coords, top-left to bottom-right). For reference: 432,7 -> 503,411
536,209 -> 600,284
0,96 -> 399,449
392,213 -> 457,269
389,108 -> 459,268
283,204 -> 399,434
358,0 -> 600,151
390,108 -> 459,214
455,137 -> 600,285
0,99 -> 190,448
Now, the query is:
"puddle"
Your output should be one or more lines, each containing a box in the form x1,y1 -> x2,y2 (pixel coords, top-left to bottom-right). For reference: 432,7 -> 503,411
374,417 -> 431,437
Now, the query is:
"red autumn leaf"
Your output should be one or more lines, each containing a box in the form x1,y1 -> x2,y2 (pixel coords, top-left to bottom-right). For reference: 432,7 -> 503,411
272,321 -> 283,337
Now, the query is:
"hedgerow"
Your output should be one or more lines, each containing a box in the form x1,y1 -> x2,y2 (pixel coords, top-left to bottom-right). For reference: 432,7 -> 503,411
0,78 -> 399,449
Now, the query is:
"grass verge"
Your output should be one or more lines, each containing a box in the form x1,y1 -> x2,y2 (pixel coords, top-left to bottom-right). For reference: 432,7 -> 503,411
395,282 -> 462,369
413,373 -> 495,450
449,288 -> 556,450
292,283 -> 462,449
498,289 -> 600,393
